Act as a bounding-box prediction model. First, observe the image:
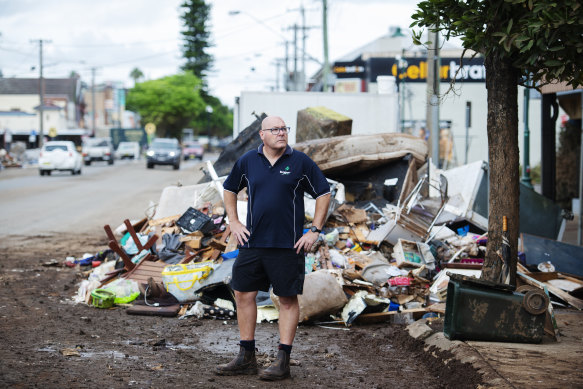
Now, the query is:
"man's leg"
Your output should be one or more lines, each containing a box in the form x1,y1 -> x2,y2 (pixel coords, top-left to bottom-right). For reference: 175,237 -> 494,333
235,290 -> 258,340
215,290 -> 259,376
259,295 -> 298,380
277,295 -> 299,344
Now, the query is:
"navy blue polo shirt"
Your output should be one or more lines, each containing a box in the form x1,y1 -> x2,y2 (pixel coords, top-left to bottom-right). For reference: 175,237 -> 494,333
223,144 -> 330,249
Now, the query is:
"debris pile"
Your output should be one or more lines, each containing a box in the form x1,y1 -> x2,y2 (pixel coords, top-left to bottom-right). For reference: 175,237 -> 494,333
69,121 -> 582,336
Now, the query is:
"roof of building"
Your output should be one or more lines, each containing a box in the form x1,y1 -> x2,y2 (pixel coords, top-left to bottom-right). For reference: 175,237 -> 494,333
336,27 -> 467,62
33,103 -> 63,111
0,78 -> 80,102
0,111 -> 36,117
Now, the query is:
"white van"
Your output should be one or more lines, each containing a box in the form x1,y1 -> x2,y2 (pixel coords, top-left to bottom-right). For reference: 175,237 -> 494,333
115,141 -> 141,160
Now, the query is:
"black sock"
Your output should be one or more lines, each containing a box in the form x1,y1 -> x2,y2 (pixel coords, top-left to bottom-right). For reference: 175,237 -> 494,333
240,339 -> 255,351
278,343 -> 292,355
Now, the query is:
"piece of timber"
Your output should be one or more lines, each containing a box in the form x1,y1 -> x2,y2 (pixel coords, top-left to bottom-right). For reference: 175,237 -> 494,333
210,226 -> 230,261
107,239 -> 134,271
148,214 -> 181,227
519,271 -> 583,310
354,308 -> 427,324
124,219 -> 158,252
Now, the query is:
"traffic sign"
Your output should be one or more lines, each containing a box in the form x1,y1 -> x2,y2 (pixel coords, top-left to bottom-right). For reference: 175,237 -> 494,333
145,123 -> 156,135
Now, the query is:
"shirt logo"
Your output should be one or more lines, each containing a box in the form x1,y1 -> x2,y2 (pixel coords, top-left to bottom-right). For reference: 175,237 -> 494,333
280,166 -> 291,175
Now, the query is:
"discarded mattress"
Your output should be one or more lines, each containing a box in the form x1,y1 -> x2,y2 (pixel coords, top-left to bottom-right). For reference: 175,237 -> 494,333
293,133 -> 427,176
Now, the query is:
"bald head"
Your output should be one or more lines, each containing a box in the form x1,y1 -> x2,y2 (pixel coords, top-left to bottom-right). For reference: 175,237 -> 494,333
261,116 -> 286,131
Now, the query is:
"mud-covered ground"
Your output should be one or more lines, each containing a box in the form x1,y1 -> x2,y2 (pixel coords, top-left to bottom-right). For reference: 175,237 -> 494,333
0,234 -> 483,388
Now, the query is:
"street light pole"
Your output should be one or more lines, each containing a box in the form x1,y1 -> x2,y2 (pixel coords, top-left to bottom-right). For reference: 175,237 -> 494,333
521,83 -> 533,188
91,67 -> 97,137
206,105 -> 213,149
322,0 -> 330,92
39,40 -> 44,148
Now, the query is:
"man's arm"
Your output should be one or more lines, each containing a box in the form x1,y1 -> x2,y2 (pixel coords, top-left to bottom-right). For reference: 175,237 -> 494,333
224,190 -> 250,246
294,193 -> 331,254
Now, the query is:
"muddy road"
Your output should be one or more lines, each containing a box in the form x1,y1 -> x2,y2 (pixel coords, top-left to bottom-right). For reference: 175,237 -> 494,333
0,163 -> 482,388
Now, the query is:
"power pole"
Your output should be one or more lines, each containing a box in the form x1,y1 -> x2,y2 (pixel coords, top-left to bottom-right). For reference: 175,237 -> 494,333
521,84 -> 533,188
273,59 -> 285,91
293,23 -> 298,91
31,39 -> 51,148
91,67 -> 97,136
301,5 -> 306,90
426,28 -> 440,165
322,0 -> 330,92
285,41 -> 290,91
276,61 -> 280,91
465,101 -> 472,164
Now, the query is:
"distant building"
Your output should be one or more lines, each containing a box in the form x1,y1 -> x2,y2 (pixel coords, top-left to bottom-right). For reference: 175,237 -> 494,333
0,77 -> 85,147
82,82 -> 136,138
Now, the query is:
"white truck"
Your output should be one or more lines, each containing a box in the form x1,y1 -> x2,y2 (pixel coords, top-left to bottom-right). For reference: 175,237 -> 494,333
82,137 -> 115,166
233,91 -> 399,144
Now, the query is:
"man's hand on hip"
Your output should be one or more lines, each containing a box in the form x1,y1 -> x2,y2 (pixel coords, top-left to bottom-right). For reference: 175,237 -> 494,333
230,220 -> 250,246
294,231 -> 320,254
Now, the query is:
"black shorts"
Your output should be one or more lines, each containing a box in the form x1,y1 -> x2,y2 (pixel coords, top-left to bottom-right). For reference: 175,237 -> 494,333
231,248 -> 305,297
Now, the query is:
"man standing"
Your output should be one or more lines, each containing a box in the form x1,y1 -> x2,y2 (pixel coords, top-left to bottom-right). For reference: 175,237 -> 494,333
216,116 -> 331,380
4,129 -> 12,153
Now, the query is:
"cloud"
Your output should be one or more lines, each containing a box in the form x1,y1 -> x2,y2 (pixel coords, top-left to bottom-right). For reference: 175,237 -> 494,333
0,0 -> 423,106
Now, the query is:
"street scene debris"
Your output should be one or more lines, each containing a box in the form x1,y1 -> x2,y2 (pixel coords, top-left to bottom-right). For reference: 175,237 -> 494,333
62,114 -> 581,346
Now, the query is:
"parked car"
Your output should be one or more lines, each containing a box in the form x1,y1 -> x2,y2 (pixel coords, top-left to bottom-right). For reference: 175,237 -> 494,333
182,140 -> 204,160
115,141 -> 141,160
38,141 -> 82,176
82,137 -> 114,165
217,136 -> 233,150
146,138 -> 181,170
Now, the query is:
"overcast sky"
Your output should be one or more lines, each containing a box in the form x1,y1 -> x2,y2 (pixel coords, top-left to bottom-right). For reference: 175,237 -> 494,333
0,0 -> 422,107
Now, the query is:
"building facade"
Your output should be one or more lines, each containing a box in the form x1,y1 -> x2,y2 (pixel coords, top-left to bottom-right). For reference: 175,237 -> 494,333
0,77 -> 85,147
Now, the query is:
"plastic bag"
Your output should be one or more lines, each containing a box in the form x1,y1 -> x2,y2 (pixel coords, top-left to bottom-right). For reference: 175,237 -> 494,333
103,278 -> 140,304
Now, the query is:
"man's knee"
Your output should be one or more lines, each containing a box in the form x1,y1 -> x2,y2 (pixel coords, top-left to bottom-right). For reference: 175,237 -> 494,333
278,295 -> 298,310
235,290 -> 258,306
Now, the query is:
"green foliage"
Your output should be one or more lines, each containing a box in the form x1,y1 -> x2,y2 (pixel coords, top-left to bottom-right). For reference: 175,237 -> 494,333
519,163 -> 540,184
411,0 -> 583,88
188,94 -> 234,138
529,164 -> 541,185
126,72 -> 206,139
126,72 -> 233,139
180,0 -> 213,82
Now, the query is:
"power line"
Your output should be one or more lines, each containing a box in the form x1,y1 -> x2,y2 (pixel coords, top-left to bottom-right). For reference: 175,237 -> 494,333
84,50 -> 179,68
0,45 -> 36,56
216,11 -> 290,40
52,39 -> 180,48
0,38 -> 180,49
212,43 -> 282,62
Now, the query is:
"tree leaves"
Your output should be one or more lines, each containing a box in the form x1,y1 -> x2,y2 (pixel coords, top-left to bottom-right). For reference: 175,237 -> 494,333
127,73 -> 206,138
180,0 -> 213,81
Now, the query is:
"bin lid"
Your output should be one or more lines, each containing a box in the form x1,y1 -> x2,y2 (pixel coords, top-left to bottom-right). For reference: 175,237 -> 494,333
448,273 -> 516,292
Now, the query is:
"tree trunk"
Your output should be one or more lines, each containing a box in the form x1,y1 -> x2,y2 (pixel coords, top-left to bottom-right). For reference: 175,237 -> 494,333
480,55 -> 520,286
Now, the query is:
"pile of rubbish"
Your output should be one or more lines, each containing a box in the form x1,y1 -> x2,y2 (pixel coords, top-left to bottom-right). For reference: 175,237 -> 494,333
70,121 -> 583,335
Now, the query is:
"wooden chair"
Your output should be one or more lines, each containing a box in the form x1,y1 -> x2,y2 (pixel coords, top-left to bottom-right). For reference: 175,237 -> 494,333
103,219 -> 158,272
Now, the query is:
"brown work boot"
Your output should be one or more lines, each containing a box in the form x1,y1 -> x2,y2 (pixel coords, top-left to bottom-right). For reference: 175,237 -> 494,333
258,349 -> 290,380
215,345 -> 257,376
